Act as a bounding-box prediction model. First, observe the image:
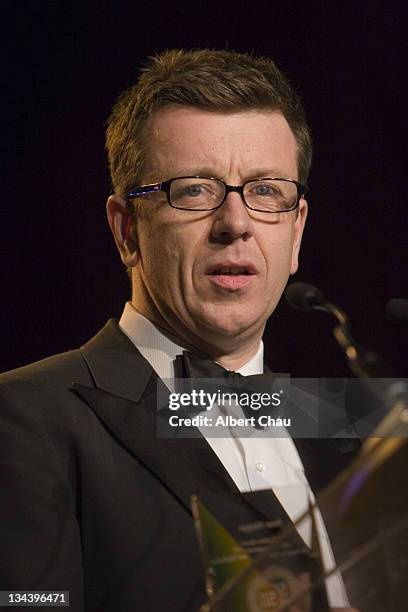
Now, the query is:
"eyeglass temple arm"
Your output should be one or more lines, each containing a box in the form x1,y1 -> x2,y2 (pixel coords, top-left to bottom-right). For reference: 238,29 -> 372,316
127,183 -> 163,199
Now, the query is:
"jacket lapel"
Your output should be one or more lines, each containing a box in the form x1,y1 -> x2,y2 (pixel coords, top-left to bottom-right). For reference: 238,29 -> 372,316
78,318 -> 153,402
73,320 -> 244,521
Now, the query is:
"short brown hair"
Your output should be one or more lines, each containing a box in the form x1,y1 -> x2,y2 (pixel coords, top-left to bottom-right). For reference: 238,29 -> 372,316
106,48 -> 312,195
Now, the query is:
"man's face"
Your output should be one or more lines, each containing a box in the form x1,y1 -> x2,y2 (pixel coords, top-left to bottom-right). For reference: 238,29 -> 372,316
129,107 -> 307,350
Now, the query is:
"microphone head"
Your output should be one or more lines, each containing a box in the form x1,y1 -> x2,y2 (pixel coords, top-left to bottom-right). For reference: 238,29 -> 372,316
285,282 -> 327,312
386,298 -> 408,323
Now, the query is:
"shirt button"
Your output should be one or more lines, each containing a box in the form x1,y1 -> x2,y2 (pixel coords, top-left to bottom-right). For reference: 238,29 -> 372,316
255,462 -> 265,472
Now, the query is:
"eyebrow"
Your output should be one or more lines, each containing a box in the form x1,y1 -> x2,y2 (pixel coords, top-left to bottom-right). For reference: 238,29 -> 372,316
167,167 -> 296,181
244,168 -> 295,180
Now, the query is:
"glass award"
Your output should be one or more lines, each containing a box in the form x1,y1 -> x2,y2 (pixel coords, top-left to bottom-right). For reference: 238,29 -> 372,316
192,492 -> 330,611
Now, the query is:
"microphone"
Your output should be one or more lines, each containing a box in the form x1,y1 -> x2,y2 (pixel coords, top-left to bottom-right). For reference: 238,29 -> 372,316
284,281 -> 327,312
285,282 -> 349,326
386,298 -> 408,323
285,282 -> 387,378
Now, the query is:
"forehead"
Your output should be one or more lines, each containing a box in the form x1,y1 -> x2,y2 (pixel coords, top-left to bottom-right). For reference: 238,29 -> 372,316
143,107 -> 299,181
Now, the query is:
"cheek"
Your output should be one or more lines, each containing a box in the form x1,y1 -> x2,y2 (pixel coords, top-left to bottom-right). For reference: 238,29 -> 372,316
138,219 -> 193,289
138,219 -> 171,277
265,232 -> 294,276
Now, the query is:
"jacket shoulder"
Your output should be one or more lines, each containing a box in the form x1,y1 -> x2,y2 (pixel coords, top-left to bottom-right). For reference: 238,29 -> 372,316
0,319 -> 126,400
0,349 -> 90,389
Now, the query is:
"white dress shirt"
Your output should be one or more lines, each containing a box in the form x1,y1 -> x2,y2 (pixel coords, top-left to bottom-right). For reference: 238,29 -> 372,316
119,302 -> 348,607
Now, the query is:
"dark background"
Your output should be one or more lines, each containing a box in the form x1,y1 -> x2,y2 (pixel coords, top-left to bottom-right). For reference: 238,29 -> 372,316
1,1 -> 406,377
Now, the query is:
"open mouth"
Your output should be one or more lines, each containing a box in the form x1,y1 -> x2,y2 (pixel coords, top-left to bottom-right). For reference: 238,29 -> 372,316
209,267 -> 253,276
206,263 -> 258,276
205,263 -> 257,290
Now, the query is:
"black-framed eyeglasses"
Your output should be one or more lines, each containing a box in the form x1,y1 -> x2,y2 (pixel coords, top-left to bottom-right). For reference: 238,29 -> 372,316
126,176 -> 308,213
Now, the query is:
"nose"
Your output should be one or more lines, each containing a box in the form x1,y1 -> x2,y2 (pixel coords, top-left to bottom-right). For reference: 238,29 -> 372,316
210,190 -> 254,243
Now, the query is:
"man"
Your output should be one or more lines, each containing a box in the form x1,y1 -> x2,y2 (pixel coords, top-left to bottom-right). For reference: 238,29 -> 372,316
0,49 -> 358,611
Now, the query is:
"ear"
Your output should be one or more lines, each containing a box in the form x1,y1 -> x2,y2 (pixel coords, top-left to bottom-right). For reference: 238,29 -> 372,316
106,195 -> 140,267
290,197 -> 308,275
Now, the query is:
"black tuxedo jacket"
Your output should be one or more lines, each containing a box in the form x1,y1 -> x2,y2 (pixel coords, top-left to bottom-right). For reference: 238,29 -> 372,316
0,320 -> 360,611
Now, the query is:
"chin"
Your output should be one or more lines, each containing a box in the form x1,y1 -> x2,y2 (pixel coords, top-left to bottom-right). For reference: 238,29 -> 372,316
196,307 -> 264,339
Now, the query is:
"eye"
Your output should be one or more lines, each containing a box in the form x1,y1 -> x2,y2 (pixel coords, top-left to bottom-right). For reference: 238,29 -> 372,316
182,184 -> 208,197
172,179 -> 219,200
253,182 -> 280,197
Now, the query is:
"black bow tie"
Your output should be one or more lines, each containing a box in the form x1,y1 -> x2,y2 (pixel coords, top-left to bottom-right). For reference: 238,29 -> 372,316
174,351 -> 289,429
